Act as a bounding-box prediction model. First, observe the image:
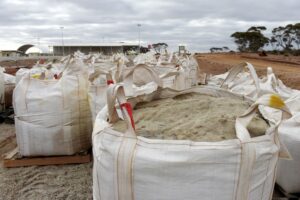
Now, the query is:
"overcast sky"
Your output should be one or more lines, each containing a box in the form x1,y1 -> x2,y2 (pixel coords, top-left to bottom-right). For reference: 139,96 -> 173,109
0,0 -> 299,52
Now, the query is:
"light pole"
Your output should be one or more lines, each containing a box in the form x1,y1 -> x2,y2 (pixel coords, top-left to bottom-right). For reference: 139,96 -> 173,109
60,26 -> 65,56
137,24 -> 141,54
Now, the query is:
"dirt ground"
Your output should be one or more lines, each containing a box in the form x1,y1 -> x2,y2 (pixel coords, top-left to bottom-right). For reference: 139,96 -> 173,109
196,53 -> 300,90
0,124 -> 92,200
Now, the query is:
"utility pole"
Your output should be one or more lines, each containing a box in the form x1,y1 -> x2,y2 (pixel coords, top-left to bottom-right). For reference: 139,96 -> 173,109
137,24 -> 141,54
60,26 -> 65,56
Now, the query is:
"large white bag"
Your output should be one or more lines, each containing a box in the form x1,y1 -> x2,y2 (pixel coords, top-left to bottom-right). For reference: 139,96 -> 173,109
4,73 -> 15,84
88,63 -> 162,122
92,84 -> 290,200
276,113 -> 300,193
88,69 -> 114,122
134,52 -> 199,91
156,54 -> 198,90
218,62 -> 299,101
208,62 -> 300,194
13,59 -> 92,156
123,63 -> 174,97
219,62 -> 261,100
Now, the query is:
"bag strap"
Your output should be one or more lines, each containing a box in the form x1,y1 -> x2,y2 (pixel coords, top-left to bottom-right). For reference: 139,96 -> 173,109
122,64 -> 163,96
159,70 -> 179,79
88,68 -> 113,84
106,84 -> 136,137
221,62 -> 261,97
106,84 -> 137,200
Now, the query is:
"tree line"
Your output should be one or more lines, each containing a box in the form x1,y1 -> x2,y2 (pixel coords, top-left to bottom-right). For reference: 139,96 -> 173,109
230,23 -> 300,55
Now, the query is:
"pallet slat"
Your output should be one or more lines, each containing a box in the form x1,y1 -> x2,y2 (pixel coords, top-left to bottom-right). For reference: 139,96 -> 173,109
3,148 -> 91,168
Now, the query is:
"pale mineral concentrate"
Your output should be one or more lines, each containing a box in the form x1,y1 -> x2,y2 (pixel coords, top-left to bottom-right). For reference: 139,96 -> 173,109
113,93 -> 269,142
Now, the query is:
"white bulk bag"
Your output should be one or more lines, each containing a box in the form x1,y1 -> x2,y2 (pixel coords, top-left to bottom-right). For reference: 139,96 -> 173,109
4,73 -> 16,84
180,55 -> 199,87
259,67 -> 298,100
122,64 -> 168,97
276,113 -> 300,193
15,68 -> 31,85
285,94 -> 300,114
13,59 -> 92,156
15,67 -> 49,85
207,72 -> 229,87
219,62 -> 299,102
156,54 -> 199,90
88,64 -> 165,122
92,84 -> 290,200
88,69 -> 113,122
220,62 -> 260,100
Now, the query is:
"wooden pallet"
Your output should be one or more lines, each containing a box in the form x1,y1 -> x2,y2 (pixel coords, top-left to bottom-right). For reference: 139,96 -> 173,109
2,148 -> 91,168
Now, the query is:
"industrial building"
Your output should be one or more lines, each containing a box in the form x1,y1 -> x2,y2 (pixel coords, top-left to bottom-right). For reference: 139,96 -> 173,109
0,50 -> 23,57
52,43 -> 139,55
0,44 -> 50,57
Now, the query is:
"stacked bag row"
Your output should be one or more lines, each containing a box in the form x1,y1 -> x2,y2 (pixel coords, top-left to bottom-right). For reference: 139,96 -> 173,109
13,50 -> 199,157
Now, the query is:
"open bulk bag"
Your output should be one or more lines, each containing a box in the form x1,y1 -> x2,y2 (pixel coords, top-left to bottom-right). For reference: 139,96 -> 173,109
88,63 -> 162,122
88,68 -> 114,122
207,72 -> 229,87
220,62 -> 261,100
4,72 -> 16,84
122,63 -> 177,97
88,61 -> 174,123
219,62 -> 299,102
156,53 -> 199,90
259,67 -> 297,100
15,65 -> 63,85
264,100 -> 300,194
285,94 -> 300,114
13,58 -> 92,156
179,55 -> 199,87
208,62 -> 300,194
262,107 -> 300,194
276,112 -> 300,193
92,84 -> 290,200
15,68 -> 31,85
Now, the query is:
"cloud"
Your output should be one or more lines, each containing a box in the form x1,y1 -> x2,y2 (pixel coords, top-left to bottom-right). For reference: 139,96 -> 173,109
0,0 -> 299,52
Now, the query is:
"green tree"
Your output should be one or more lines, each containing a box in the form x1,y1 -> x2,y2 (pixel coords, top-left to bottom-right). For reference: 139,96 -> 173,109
269,36 -> 278,50
222,46 -> 229,51
210,47 -> 223,53
231,26 -> 269,52
271,24 -> 295,51
293,23 -> 300,50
